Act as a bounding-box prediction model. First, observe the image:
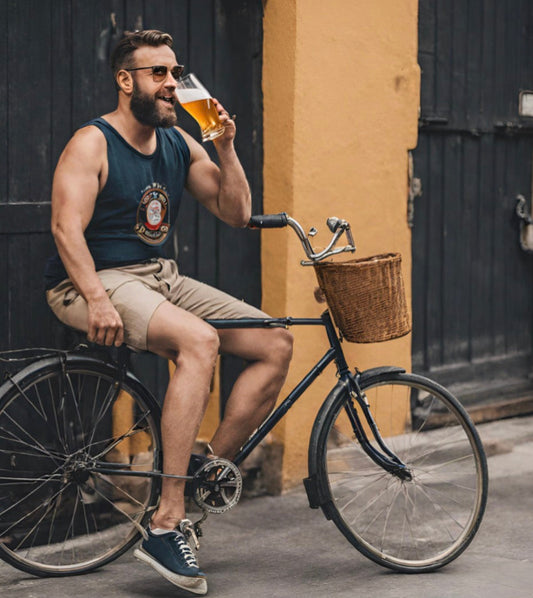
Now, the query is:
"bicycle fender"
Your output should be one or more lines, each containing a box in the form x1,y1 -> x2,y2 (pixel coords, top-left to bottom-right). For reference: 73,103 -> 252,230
304,379 -> 349,514
358,366 -> 406,385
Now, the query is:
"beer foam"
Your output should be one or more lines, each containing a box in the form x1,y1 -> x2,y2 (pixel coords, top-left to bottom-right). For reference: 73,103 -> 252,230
176,88 -> 211,103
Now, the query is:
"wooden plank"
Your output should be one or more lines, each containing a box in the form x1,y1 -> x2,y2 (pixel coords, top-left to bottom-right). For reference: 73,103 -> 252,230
441,135 -> 469,365
465,0 -> 483,127
425,134 -> 445,369
0,0 -> 7,204
125,0 -> 144,32
0,236 -> 8,349
486,135 -> 500,359
93,0 -> 119,117
8,0 -> 52,203
417,0 -> 435,115
51,0 -> 73,169
450,1 -> 468,128
187,0 -> 217,285
479,0 -> 496,127
72,0 -> 98,127
7,233 -> 56,350
493,0 -> 507,119
411,135 -> 429,371
434,0 -> 452,120
215,0 -> 262,304
470,134 -> 496,361
0,203 -> 51,234
461,136 -> 479,362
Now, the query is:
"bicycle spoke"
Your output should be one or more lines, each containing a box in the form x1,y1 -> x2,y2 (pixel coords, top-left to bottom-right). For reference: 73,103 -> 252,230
321,374 -> 487,571
93,474 -> 148,509
0,359 -> 159,575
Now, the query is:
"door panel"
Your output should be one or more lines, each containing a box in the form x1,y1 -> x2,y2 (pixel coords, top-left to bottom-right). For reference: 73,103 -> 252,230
0,0 -> 263,406
413,0 -> 533,408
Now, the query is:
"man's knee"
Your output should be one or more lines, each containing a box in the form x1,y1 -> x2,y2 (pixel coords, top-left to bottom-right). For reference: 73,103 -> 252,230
269,327 -> 293,368
178,323 -> 220,367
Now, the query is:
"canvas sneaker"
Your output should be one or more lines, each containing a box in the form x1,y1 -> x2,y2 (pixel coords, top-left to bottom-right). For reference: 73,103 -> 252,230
133,522 -> 207,595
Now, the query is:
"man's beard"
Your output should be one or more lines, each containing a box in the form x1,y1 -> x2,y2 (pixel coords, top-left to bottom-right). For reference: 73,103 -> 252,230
130,82 -> 177,128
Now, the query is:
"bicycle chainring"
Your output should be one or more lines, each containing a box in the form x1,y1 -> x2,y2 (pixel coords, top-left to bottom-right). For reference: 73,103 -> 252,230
192,458 -> 243,514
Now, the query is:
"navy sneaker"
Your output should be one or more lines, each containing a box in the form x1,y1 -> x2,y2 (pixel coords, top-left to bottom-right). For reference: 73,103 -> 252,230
133,523 -> 207,595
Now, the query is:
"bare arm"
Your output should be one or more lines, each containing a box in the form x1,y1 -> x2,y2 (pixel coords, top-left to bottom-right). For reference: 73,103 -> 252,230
51,127 -> 124,346
181,100 -> 251,227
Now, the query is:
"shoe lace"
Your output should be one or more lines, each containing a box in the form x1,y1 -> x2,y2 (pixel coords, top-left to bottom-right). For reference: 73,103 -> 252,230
173,533 -> 198,568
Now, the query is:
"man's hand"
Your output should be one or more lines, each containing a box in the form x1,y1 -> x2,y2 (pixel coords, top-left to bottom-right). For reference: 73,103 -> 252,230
87,295 -> 124,347
212,98 -> 236,146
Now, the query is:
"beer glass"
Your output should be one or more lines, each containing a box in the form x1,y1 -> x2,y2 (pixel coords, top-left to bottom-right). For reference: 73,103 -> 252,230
175,74 -> 225,142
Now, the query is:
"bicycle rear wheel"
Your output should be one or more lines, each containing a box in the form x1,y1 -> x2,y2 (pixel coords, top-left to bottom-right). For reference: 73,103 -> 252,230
0,354 -> 161,576
312,371 -> 488,572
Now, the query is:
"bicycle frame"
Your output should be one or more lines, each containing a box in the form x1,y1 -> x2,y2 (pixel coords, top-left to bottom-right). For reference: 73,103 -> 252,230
94,309 -> 408,483
207,310 -> 408,476
92,310 -> 408,483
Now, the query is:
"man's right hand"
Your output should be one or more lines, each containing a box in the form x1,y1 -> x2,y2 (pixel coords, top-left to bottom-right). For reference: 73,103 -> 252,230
87,295 -> 124,346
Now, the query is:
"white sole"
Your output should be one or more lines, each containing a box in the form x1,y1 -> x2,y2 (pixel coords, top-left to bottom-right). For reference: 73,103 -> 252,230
133,547 -> 208,595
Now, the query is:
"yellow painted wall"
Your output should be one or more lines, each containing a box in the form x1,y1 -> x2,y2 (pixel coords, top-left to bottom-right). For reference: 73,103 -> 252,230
262,0 -> 420,489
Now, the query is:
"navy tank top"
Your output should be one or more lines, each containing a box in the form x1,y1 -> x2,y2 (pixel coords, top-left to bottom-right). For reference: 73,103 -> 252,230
44,117 -> 190,289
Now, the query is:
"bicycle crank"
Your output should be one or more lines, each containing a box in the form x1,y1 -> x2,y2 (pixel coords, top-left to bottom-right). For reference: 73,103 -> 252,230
192,458 -> 242,514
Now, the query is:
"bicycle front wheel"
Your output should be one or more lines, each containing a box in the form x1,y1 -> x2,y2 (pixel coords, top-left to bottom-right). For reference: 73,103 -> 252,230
313,371 -> 488,572
0,354 -> 161,576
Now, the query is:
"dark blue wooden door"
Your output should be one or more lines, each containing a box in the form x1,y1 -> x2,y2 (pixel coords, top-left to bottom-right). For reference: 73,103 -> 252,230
0,0 -> 263,404
413,0 -> 533,412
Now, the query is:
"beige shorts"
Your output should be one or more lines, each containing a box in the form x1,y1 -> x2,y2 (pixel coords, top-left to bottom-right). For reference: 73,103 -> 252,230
46,258 -> 269,350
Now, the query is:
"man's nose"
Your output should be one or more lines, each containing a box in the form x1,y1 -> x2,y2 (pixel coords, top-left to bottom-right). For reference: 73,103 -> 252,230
164,70 -> 178,86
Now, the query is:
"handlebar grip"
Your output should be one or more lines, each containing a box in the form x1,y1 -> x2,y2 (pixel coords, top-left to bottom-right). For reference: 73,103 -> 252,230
248,213 -> 289,229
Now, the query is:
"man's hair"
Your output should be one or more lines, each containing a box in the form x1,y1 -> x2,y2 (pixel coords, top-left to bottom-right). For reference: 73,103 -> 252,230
110,30 -> 174,77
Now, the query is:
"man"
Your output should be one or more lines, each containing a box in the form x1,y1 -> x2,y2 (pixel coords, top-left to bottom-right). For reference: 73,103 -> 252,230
45,29 -> 293,595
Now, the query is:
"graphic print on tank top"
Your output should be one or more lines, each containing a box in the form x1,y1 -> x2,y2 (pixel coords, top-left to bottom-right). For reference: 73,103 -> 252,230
135,183 -> 170,245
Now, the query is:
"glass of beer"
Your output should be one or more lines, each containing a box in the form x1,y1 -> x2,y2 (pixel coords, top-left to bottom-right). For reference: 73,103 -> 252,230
175,74 -> 225,142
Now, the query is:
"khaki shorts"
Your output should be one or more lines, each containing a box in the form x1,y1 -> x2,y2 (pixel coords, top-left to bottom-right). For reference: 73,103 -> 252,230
46,258 -> 269,350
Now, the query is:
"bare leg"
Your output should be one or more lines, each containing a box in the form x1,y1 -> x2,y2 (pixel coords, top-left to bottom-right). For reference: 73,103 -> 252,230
208,327 -> 293,459
146,302 -> 219,530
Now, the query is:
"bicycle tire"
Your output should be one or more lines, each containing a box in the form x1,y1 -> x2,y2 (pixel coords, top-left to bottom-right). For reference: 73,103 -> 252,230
0,354 -> 162,577
309,370 -> 488,572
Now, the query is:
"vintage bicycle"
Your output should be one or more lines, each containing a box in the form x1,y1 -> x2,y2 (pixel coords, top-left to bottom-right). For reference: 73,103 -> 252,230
0,213 -> 488,578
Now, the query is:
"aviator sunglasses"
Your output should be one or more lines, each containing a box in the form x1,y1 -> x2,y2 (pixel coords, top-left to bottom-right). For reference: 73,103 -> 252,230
125,64 -> 185,82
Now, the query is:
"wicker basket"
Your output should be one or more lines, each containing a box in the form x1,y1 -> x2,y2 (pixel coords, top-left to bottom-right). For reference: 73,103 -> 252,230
314,253 -> 411,343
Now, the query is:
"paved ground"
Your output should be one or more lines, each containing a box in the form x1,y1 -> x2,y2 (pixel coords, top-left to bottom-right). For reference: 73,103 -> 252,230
1,415 -> 533,598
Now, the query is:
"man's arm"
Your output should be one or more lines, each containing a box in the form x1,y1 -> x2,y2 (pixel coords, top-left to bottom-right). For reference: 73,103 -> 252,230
51,127 -> 124,347
181,100 -> 251,227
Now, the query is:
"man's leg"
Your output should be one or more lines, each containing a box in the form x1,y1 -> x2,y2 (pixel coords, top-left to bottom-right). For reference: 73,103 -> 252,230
145,301 -> 220,530
208,327 -> 293,459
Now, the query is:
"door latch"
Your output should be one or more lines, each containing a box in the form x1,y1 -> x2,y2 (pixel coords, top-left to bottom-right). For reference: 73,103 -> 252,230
516,194 -> 533,252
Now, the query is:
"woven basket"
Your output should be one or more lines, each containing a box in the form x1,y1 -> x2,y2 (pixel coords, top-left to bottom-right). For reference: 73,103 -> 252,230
314,253 -> 411,343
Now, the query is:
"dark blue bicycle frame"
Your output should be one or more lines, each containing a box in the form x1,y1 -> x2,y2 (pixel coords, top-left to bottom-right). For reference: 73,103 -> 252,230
206,310 -> 408,476
96,309 -> 408,481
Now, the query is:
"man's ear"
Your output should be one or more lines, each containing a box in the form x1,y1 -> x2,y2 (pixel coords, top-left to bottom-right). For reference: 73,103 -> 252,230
116,70 -> 133,94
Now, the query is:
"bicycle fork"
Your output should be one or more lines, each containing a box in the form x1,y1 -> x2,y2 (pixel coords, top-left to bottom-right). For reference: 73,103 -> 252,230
346,373 -> 412,481
304,370 -> 411,513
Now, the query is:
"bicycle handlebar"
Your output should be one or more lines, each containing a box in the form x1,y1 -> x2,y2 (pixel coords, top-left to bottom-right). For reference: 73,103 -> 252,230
248,213 -> 289,229
248,213 -> 356,265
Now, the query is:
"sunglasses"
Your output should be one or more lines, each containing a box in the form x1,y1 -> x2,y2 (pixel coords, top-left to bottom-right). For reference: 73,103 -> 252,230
125,64 -> 185,82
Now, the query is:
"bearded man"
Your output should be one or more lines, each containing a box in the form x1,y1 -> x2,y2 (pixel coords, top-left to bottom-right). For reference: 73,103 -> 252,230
45,29 -> 292,595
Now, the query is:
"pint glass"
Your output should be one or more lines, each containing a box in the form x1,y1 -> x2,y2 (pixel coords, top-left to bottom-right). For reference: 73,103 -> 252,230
175,74 -> 225,142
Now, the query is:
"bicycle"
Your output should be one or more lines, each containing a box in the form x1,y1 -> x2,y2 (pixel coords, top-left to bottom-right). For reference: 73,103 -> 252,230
0,213 -> 488,578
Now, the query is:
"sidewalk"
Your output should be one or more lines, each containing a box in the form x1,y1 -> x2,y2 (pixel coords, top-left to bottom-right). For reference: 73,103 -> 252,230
1,415 -> 532,598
